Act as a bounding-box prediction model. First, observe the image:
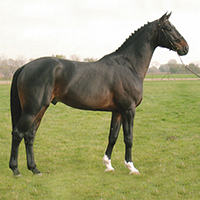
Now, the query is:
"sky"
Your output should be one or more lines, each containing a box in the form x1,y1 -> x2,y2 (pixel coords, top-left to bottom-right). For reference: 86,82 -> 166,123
0,0 -> 199,66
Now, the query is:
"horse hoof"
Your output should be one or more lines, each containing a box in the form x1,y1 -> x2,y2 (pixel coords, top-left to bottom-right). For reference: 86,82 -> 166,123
104,167 -> 115,172
13,173 -> 22,178
129,170 -> 140,175
34,172 -> 42,176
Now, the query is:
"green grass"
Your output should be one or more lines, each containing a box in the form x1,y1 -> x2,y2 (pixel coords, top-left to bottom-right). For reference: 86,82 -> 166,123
0,81 -> 200,199
145,73 -> 200,79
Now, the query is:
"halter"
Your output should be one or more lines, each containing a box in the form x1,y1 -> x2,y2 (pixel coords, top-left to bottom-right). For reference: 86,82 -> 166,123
158,20 -> 183,52
158,21 -> 198,78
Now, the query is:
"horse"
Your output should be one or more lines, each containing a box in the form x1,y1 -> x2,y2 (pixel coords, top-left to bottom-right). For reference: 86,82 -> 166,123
9,12 -> 188,176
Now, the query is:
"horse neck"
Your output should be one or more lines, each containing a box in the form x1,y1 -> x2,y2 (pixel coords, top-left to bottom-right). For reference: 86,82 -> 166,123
114,20 -> 158,80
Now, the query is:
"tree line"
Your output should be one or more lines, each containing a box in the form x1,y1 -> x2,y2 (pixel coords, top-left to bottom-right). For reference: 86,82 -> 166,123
0,55 -> 98,79
0,56 -> 199,79
148,59 -> 200,74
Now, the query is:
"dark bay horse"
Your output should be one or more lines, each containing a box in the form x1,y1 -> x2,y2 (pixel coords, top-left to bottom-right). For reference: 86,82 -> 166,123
9,12 -> 188,176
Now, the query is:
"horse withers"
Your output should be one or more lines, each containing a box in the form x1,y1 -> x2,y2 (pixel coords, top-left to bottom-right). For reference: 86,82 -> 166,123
9,12 -> 188,176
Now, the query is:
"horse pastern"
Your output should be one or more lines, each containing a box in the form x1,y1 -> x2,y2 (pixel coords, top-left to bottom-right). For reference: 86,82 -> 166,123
12,168 -> 21,177
103,155 -> 115,172
31,167 -> 42,175
103,155 -> 111,166
124,161 -> 140,174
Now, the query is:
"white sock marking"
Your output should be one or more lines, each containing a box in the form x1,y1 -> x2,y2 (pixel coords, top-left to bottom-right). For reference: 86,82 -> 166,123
103,155 -> 114,172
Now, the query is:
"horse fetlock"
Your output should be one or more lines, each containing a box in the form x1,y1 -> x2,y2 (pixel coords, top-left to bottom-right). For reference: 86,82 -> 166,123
124,160 -> 140,175
28,164 -> 42,175
9,159 -> 17,169
32,167 -> 42,175
27,163 -> 35,170
10,166 -> 21,176
103,155 -> 114,172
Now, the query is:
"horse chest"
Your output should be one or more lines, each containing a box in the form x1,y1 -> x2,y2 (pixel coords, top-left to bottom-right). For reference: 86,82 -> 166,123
114,86 -> 143,110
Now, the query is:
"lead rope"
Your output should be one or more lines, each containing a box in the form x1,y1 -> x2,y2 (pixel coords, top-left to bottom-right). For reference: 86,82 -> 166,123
178,55 -> 200,78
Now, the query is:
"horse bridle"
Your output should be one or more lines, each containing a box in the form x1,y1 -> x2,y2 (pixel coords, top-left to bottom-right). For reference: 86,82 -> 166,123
158,20 -> 183,52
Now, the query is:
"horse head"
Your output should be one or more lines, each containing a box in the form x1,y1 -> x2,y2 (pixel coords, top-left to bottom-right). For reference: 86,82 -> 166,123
158,12 -> 189,56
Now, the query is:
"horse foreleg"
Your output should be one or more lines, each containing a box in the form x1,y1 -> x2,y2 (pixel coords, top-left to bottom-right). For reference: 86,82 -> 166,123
104,112 -> 122,172
122,109 -> 140,175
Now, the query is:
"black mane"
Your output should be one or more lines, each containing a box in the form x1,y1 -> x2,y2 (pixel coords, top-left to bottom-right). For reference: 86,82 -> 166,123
116,22 -> 150,53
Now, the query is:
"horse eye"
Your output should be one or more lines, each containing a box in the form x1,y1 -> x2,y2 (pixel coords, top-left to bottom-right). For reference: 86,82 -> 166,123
165,26 -> 172,31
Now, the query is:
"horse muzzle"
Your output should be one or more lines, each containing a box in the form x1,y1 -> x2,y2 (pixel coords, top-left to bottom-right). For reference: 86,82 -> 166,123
176,37 -> 189,56
177,45 -> 189,56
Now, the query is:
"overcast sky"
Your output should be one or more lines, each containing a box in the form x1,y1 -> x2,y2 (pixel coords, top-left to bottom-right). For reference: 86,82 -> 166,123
0,0 -> 199,65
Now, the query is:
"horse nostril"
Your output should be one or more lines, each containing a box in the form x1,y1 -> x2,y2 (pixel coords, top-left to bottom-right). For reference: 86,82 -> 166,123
184,46 -> 189,53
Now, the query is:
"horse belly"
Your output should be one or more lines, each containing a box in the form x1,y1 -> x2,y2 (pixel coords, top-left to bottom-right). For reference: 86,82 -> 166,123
60,91 -> 116,111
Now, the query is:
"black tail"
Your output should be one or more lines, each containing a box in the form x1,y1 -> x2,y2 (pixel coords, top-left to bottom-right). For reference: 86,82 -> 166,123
10,66 -> 25,130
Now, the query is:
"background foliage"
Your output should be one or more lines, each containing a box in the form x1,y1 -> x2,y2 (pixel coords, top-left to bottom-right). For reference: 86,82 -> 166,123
0,55 -> 199,79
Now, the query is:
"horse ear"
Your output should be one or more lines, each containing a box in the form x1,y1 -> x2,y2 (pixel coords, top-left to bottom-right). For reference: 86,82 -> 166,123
159,12 -> 168,23
166,12 -> 172,19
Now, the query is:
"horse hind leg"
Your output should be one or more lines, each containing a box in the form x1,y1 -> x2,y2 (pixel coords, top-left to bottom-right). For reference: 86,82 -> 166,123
9,105 -> 48,176
9,112 -> 36,176
9,129 -> 24,176
103,112 -> 122,172
24,106 -> 48,175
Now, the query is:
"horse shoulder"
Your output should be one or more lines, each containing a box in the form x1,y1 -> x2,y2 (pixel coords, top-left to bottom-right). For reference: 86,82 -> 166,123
112,69 -> 143,110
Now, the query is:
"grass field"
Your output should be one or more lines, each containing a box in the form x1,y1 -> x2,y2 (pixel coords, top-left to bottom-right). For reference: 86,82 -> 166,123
145,73 -> 200,79
0,81 -> 200,199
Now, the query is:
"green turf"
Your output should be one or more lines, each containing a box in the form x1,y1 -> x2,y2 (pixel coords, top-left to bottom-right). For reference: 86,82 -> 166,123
0,81 -> 199,199
145,73 -> 200,79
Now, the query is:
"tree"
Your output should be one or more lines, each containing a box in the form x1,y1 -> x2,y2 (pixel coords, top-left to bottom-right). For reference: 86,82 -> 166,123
186,63 -> 200,74
52,54 -> 66,59
70,54 -> 80,61
147,66 -> 160,73
83,57 -> 98,62
151,61 -> 160,69
159,64 -> 169,73
0,56 -> 27,78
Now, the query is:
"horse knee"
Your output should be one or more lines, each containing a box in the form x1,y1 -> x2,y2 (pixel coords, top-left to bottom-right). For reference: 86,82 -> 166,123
109,135 -> 118,146
124,137 -> 133,148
